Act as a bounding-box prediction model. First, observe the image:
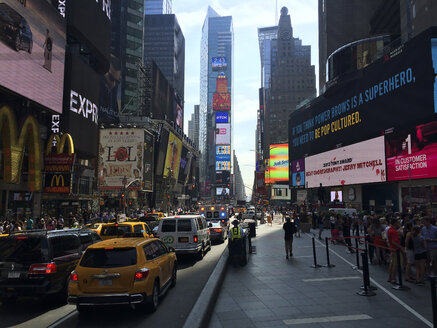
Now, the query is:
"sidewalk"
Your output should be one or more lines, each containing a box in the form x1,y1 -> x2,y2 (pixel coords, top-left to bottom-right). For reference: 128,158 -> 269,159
208,217 -> 434,328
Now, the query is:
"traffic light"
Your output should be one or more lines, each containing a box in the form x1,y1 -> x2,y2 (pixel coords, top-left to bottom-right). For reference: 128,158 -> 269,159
121,193 -> 125,199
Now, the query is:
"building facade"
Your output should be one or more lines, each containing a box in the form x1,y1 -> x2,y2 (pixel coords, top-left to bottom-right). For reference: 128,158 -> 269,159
145,0 -> 172,15
200,7 -> 234,200
233,151 -> 245,201
188,105 -> 200,148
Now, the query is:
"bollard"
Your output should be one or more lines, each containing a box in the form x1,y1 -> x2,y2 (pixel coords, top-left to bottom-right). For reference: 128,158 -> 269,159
364,235 -> 369,255
392,249 -> 410,291
323,237 -> 335,268
357,251 -> 376,296
311,237 -> 322,268
430,276 -> 436,328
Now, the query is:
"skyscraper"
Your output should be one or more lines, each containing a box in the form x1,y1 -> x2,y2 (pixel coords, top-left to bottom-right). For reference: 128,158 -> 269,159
145,0 -> 172,15
200,7 -> 233,198
188,105 -> 200,148
258,26 -> 278,90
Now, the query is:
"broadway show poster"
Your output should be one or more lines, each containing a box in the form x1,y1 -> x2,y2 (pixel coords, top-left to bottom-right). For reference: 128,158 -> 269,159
164,132 -> 182,179
305,136 -> 386,188
292,159 -> 305,188
99,129 -> 144,190
386,120 -> 437,181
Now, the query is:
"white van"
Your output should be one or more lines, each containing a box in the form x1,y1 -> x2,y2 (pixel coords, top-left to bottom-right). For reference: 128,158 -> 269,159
158,215 -> 211,260
328,208 -> 358,217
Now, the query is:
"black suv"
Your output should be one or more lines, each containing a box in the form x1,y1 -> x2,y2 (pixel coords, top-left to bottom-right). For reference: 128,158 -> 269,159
0,229 -> 101,303
0,3 -> 33,53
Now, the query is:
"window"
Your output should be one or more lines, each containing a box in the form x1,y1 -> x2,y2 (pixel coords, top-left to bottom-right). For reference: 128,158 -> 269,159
162,220 -> 176,232
51,236 -> 80,258
81,248 -> 137,268
144,243 -> 159,260
177,219 -> 192,232
101,226 -> 131,236
153,241 -> 168,256
134,225 -> 143,233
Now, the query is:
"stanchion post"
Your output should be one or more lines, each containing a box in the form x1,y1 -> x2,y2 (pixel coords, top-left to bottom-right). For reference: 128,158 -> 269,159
311,237 -> 322,268
352,237 -> 362,270
357,251 -> 376,296
392,249 -> 410,291
323,237 -> 335,268
364,234 -> 369,255
430,276 -> 436,327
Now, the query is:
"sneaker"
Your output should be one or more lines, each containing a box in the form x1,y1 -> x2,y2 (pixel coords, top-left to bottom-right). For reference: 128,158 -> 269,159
286,255 -> 289,260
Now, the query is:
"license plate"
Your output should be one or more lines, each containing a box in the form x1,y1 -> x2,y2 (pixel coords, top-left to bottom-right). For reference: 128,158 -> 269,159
179,237 -> 188,243
8,272 -> 20,279
99,279 -> 112,286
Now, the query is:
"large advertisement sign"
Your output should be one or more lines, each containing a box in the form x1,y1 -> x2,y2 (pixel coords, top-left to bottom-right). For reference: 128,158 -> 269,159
216,161 -> 231,171
44,173 -> 71,193
216,145 -> 231,155
289,29 -> 436,162
178,146 -> 193,183
386,120 -> 437,181
305,136 -> 386,188
292,159 -> 305,187
215,112 -> 229,123
163,132 -> 182,178
216,154 -> 231,162
216,76 -> 228,93
212,57 -> 227,71
216,187 -> 230,195
265,144 -> 288,184
143,130 -> 154,192
0,0 -> 65,113
215,123 -> 230,145
99,129 -> 144,191
213,93 -> 231,111
216,171 -> 230,184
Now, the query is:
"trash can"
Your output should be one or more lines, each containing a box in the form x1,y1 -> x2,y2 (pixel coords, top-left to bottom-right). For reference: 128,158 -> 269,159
247,219 -> 256,238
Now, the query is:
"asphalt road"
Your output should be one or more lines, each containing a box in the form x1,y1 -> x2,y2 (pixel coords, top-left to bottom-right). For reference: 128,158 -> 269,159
0,241 -> 227,328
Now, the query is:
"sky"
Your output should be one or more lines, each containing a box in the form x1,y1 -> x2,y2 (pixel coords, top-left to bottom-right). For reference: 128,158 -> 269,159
174,0 -> 319,197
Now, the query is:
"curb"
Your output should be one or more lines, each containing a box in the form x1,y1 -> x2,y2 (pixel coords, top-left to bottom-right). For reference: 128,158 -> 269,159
182,246 -> 229,328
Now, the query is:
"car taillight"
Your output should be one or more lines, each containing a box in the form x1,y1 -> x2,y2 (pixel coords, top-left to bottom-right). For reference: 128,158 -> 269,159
193,235 -> 198,243
135,268 -> 149,281
70,271 -> 78,282
29,263 -> 57,274
214,228 -> 223,233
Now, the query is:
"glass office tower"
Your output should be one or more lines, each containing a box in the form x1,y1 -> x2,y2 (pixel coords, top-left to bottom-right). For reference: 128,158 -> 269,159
145,0 -> 172,15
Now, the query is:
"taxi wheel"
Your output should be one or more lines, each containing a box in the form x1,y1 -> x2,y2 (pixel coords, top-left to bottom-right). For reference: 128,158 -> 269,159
148,280 -> 159,312
170,264 -> 177,288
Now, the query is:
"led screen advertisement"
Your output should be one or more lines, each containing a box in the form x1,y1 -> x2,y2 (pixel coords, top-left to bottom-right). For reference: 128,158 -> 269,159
305,136 -> 386,188
215,112 -> 229,123
216,76 -> 228,93
212,57 -> 227,71
386,120 -> 437,181
216,187 -> 230,196
330,191 -> 343,202
216,171 -> 230,184
216,154 -> 231,162
265,144 -> 289,184
0,0 -> 65,113
216,161 -> 231,171
292,159 -> 305,188
213,93 -> 231,110
178,146 -> 193,183
215,123 -> 230,145
99,129 -> 144,191
216,145 -> 231,155
164,132 -> 182,179
289,29 -> 436,162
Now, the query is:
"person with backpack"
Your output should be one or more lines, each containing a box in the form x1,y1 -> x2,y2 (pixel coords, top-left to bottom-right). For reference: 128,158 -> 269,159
283,217 -> 297,259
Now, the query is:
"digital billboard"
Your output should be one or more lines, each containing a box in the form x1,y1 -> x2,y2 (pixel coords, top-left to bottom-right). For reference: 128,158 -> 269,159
330,191 -> 343,202
289,29 -> 436,162
212,57 -> 227,71
216,76 -> 228,93
163,132 -> 182,178
265,144 -> 288,184
215,112 -> 229,123
215,123 -> 230,145
386,120 -> 437,181
292,159 -> 305,187
216,154 -> 231,162
305,136 -> 386,188
216,187 -> 230,196
216,145 -> 231,155
178,146 -> 192,183
0,0 -> 65,113
216,161 -> 231,171
213,93 -> 231,111
216,171 -> 230,184
99,129 -> 144,191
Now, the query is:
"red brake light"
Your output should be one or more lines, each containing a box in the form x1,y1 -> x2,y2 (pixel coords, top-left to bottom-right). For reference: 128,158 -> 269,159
114,224 -> 118,226
16,236 -> 28,239
104,247 -> 114,250
193,235 -> 198,243
70,271 -> 78,282
29,263 -> 56,274
214,228 -> 223,232
135,268 -> 149,281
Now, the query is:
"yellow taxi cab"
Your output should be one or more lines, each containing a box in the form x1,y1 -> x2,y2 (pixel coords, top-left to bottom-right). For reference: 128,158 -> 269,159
99,222 -> 153,240
68,237 -> 177,313
0,234 -> 8,238
84,223 -> 104,234
145,212 -> 165,220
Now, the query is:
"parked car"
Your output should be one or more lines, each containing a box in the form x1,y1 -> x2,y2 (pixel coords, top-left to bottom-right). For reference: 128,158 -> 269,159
0,229 -> 101,303
68,237 -> 177,313
157,215 -> 211,260
207,219 -> 227,243
99,222 -> 154,240
84,223 -> 104,235
0,3 -> 33,53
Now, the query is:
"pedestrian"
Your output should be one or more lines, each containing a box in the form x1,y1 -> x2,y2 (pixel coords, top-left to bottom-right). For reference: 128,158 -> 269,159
283,217 -> 296,259
404,222 -> 415,282
413,225 -> 427,285
42,29 -> 53,72
318,214 -> 326,240
294,213 -> 301,237
343,216 -> 354,253
26,217 -> 34,230
267,214 -> 272,226
387,219 -> 403,284
421,216 -> 437,276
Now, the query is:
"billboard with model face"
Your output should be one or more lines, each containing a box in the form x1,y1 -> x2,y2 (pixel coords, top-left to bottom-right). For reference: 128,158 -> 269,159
215,123 -> 230,145
292,159 -> 305,188
99,129 -> 144,191
0,0 -> 65,113
305,136 -> 386,188
163,132 -> 182,179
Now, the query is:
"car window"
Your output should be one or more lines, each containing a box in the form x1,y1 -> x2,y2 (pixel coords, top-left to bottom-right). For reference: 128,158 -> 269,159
51,235 -> 80,258
80,248 -> 137,268
79,232 -> 93,245
206,212 -> 212,219
161,220 -> 176,232
143,242 -> 159,260
156,240 -> 169,254
177,219 -> 192,232
152,241 -> 167,257
0,237 -> 47,264
143,223 -> 151,234
90,232 -> 101,242
101,225 -> 131,236
133,225 -> 143,233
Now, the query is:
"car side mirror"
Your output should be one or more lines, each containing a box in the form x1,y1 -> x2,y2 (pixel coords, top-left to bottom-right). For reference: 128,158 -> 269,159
168,247 -> 176,253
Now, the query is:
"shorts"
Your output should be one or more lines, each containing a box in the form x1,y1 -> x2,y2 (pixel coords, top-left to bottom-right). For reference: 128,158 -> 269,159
405,249 -> 415,265
390,251 -> 403,266
428,249 -> 437,261
319,224 -> 324,231
415,252 -> 427,261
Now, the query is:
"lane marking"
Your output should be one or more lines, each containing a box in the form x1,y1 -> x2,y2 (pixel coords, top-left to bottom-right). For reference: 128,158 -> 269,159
283,314 -> 372,325
292,255 -> 312,258
302,276 -> 360,282
48,310 -> 78,328
308,233 -> 433,328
